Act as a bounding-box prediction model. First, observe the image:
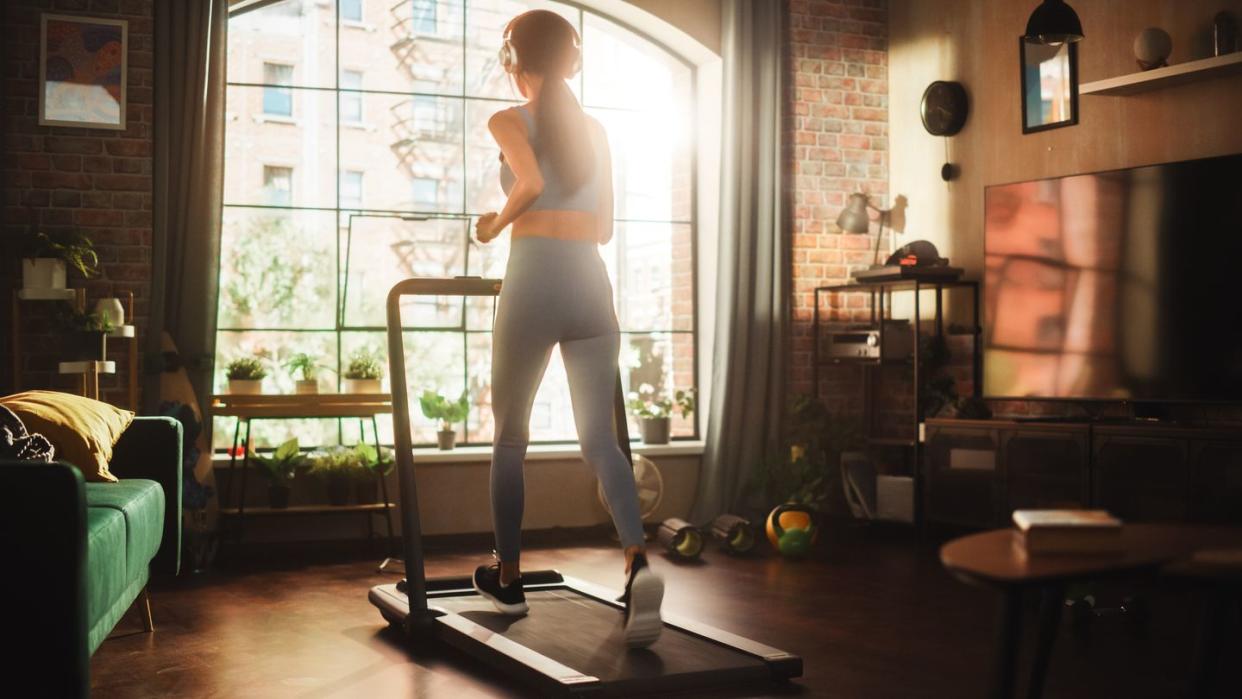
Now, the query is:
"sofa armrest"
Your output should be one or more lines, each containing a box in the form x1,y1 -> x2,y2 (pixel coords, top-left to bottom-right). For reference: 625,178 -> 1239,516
110,416 -> 183,576
0,461 -> 90,698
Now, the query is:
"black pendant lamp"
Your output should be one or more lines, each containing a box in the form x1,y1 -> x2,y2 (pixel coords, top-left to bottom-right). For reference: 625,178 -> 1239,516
1024,0 -> 1084,45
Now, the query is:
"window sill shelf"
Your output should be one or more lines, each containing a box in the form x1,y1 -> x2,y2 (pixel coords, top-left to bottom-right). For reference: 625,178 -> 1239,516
212,441 -> 705,468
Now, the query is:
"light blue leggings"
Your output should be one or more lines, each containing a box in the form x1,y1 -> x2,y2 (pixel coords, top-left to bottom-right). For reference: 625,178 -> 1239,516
490,237 -> 646,562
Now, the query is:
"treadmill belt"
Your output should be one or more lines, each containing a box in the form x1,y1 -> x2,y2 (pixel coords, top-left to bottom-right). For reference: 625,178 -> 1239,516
433,588 -> 767,682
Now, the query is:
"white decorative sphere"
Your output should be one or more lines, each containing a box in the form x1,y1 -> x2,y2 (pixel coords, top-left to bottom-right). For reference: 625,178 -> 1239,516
1134,27 -> 1172,69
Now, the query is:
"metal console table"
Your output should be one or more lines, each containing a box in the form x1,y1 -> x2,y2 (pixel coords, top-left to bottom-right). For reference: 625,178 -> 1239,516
211,393 -> 397,561
812,278 -> 981,529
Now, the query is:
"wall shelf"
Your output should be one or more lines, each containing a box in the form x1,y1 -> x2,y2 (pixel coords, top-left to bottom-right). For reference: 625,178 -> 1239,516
1081,52 -> 1242,96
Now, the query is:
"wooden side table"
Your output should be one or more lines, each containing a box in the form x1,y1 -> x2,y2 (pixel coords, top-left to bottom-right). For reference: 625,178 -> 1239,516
941,525 -> 1242,699
210,393 -> 397,562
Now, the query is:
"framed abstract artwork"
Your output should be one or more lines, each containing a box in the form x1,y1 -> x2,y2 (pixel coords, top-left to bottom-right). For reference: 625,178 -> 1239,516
38,14 -> 128,130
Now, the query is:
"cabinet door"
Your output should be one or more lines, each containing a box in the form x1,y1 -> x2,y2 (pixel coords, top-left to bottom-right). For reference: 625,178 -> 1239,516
1002,429 -> 1089,515
1093,435 -> 1188,522
924,426 -> 1001,527
1188,440 -> 1242,524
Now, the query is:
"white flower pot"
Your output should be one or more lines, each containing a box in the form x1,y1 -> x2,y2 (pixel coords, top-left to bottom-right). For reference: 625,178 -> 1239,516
94,297 -> 125,327
22,258 -> 66,291
228,379 -> 263,395
344,378 -> 381,394
295,379 -> 319,395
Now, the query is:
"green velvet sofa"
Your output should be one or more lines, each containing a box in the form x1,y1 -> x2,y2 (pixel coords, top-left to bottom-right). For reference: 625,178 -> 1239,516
0,416 -> 182,698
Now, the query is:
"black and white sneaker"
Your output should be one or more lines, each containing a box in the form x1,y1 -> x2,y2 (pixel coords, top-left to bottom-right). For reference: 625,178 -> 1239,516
473,563 -> 528,615
622,553 -> 664,647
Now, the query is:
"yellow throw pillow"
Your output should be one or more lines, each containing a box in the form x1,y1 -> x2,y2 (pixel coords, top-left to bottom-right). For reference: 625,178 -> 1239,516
0,391 -> 134,483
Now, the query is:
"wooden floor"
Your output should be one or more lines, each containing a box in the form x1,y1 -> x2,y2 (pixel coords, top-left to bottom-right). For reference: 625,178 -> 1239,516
92,524 -> 1237,698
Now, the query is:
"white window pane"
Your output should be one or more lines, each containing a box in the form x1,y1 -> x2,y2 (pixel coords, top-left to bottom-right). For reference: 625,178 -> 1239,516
342,0 -> 464,96
340,217 -> 469,328
228,0 -> 336,89
589,107 -> 691,222
225,86 -> 337,208
621,332 -> 695,438
218,208 -> 337,330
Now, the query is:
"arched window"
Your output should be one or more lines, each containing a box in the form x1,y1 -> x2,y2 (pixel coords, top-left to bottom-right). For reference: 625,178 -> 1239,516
216,0 -> 698,449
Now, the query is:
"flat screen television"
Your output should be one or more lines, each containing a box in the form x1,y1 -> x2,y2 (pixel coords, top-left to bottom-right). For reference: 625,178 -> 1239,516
983,152 -> 1242,402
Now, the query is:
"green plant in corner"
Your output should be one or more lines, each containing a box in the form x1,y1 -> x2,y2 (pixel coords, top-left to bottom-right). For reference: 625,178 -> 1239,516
226,356 -> 268,381
56,307 -> 115,334
748,394 -> 863,511
23,230 -> 100,278
419,390 -> 470,431
344,347 -> 383,380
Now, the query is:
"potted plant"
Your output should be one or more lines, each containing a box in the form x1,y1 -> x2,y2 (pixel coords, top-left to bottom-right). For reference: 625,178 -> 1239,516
226,357 -> 267,395
308,446 -> 369,506
626,385 -> 695,445
419,390 -> 470,450
285,352 -> 322,394
250,438 -> 303,509
356,444 -> 393,504
343,347 -> 383,393
57,307 -> 114,362
21,230 -> 99,291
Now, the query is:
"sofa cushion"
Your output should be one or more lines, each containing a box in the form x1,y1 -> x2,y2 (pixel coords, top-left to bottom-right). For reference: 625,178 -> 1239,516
0,391 -> 133,482
85,479 -> 165,580
85,506 -> 126,639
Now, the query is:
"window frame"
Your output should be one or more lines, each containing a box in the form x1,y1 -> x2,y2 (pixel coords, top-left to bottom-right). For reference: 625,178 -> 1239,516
221,0 -> 702,449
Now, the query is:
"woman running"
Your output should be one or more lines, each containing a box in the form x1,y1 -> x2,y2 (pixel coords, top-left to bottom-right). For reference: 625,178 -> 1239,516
469,9 -> 664,648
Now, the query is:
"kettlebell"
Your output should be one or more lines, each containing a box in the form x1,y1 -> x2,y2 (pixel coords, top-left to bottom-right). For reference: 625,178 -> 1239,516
765,503 -> 819,558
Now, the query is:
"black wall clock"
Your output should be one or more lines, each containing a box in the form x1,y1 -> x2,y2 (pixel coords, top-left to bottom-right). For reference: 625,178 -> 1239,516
920,80 -> 969,136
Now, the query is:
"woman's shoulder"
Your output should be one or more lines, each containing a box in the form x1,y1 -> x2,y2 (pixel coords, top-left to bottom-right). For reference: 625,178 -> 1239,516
488,105 -> 532,135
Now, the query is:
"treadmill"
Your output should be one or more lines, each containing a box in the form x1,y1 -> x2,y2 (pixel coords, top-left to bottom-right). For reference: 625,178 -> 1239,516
369,277 -> 803,696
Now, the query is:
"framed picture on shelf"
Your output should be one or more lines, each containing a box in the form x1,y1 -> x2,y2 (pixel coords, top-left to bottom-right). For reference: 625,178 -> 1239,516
38,14 -> 128,130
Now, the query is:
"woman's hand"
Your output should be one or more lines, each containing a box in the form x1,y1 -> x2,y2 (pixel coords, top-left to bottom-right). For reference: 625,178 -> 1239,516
475,212 -> 500,243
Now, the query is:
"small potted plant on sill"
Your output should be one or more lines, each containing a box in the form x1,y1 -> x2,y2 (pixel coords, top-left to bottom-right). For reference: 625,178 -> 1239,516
20,230 -> 99,291
627,385 -> 695,445
308,445 -> 369,506
226,357 -> 267,395
357,444 -> 393,504
419,390 -> 470,450
57,308 -> 114,362
285,352 -> 322,395
251,438 -> 303,509
343,347 -> 383,393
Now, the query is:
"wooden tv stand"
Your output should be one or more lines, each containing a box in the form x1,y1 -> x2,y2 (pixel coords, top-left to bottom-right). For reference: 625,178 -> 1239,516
922,417 -> 1242,528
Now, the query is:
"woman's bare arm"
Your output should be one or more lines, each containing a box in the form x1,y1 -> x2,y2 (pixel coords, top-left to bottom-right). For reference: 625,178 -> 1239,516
478,109 -> 544,241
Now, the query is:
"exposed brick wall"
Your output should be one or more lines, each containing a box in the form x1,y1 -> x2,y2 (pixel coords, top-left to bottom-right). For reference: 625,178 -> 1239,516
1,0 -> 154,406
787,0 -> 889,419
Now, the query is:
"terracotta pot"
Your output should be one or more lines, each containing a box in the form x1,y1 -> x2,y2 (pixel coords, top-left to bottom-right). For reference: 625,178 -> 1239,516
295,379 -> 319,394
639,417 -> 671,445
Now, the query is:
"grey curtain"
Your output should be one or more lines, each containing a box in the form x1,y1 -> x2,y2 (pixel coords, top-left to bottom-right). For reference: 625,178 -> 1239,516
147,0 -> 227,416
692,0 -> 789,521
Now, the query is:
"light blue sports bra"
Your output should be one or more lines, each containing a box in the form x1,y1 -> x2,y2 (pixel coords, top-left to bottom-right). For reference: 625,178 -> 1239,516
499,105 -> 599,213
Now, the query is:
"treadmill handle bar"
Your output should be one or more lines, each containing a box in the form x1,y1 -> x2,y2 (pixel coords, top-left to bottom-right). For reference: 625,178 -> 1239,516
385,277 -> 635,614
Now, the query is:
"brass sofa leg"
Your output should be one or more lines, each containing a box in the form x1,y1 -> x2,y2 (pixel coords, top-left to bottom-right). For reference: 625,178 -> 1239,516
141,586 -> 154,632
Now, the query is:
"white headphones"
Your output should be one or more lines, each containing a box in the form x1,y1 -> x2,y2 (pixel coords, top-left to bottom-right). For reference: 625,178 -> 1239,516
499,28 -> 582,77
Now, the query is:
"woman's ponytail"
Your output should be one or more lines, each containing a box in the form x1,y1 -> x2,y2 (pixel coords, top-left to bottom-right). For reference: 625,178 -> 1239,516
534,77 -> 594,192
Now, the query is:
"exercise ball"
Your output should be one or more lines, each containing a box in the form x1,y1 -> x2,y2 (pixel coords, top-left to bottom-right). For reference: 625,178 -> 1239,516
765,503 -> 820,558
